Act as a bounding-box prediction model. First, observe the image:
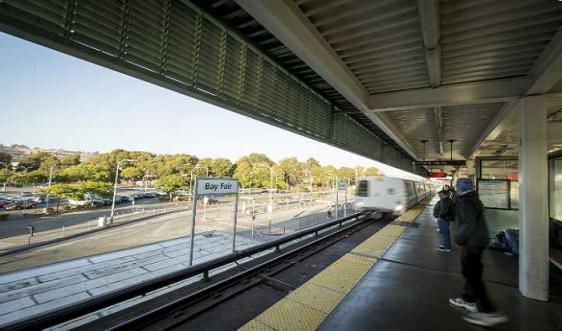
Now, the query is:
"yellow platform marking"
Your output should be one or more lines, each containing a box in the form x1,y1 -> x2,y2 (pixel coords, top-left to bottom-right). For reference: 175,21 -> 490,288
239,201 -> 428,331
285,282 -> 345,314
239,320 -> 275,331
250,299 -> 326,331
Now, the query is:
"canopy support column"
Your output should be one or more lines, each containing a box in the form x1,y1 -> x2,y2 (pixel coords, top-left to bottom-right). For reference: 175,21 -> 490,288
518,95 -> 549,301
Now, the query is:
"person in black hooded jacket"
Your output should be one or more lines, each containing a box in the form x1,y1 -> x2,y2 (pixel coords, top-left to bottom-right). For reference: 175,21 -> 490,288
448,178 -> 507,327
433,189 -> 453,251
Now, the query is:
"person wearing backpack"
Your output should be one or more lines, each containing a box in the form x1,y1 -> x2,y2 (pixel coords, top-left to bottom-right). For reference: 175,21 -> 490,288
433,189 -> 454,252
448,178 -> 508,327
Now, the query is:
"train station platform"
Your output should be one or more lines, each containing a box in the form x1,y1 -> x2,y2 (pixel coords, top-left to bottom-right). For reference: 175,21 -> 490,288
242,200 -> 562,331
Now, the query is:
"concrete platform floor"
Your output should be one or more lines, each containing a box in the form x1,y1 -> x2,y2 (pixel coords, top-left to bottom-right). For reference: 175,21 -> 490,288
319,204 -> 562,330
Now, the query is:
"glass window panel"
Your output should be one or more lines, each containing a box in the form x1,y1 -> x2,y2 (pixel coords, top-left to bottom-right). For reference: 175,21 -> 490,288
550,158 -> 562,221
481,160 -> 518,179
478,180 -> 509,208
510,181 -> 519,209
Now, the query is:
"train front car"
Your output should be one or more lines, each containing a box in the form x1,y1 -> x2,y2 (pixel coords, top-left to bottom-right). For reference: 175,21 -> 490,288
353,176 -> 413,215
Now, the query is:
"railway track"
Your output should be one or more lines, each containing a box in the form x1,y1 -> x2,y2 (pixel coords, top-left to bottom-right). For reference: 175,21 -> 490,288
6,210 -> 395,331
105,211 -> 394,331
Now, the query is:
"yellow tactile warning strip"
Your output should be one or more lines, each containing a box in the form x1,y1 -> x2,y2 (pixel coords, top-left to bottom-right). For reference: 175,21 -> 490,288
238,202 -> 428,331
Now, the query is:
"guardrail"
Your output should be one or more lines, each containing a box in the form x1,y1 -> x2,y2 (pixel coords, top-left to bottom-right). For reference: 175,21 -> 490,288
5,210 -> 372,331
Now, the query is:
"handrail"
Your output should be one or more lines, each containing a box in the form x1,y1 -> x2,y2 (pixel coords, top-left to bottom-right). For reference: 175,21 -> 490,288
4,211 -> 371,331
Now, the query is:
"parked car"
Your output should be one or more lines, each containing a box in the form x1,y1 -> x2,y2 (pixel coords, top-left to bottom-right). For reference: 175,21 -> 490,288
142,192 -> 157,198
119,196 -> 132,203
28,194 -> 46,203
207,198 -> 220,205
132,193 -> 144,200
5,201 -> 37,210
0,200 -> 12,208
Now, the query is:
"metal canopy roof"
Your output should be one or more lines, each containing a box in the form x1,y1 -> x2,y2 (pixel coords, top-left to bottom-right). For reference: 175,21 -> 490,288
232,0 -> 562,162
191,0 -> 404,151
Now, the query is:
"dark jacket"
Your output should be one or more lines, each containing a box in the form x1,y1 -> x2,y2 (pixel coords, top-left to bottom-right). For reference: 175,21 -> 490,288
454,191 -> 489,252
448,188 -> 458,203
433,196 -> 454,222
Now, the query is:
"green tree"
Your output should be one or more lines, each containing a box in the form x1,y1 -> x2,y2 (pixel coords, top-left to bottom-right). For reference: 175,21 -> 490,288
153,154 -> 198,177
196,158 -> 214,176
237,153 -> 273,166
234,162 -> 253,188
25,169 -> 48,185
60,153 -> 81,166
120,167 -> 144,183
278,157 -> 303,190
7,173 -> 25,186
211,158 -> 235,177
364,167 -> 383,176
337,167 -> 355,185
59,164 -> 111,182
155,174 -> 188,200
305,157 -> 321,169
19,151 -> 58,171
322,165 -> 338,189
0,152 -> 12,165
77,181 -> 113,199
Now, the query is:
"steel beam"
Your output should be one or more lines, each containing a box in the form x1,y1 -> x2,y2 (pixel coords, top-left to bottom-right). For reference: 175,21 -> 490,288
433,106 -> 444,155
526,27 -> 562,95
417,0 -> 441,88
466,100 -> 518,159
368,77 -> 529,112
469,28 -> 562,157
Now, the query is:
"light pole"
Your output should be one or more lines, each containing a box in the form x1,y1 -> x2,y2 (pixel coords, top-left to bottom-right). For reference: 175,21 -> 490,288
0,162 -> 8,192
110,159 -> 134,220
45,162 -> 60,210
17,166 -> 31,215
189,165 -> 208,193
303,169 -> 313,192
21,166 -> 32,191
143,168 -> 150,194
189,165 -> 208,205
355,166 -> 362,187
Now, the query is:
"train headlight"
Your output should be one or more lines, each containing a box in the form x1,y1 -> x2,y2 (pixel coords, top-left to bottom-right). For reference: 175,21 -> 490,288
394,204 -> 404,211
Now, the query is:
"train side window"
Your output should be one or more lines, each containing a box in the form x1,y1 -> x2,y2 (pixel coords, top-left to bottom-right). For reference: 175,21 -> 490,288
357,180 -> 369,197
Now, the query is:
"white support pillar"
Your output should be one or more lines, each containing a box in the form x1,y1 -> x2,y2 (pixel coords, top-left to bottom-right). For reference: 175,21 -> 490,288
518,95 -> 549,301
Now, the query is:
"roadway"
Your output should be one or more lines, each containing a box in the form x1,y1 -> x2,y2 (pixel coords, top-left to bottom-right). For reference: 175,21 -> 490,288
0,198 -> 177,239
0,201 -> 333,273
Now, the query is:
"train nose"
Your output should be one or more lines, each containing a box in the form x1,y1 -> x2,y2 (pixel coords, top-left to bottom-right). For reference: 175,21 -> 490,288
352,201 -> 364,210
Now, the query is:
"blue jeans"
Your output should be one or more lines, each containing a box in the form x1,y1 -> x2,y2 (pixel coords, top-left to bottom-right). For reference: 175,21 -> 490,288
437,218 -> 451,249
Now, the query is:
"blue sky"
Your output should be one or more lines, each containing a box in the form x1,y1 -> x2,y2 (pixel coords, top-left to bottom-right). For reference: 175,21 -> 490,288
0,32 -> 415,177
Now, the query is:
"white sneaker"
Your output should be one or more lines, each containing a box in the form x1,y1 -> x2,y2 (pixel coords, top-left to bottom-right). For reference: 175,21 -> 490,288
463,312 -> 508,327
449,297 -> 478,312
437,247 -> 452,252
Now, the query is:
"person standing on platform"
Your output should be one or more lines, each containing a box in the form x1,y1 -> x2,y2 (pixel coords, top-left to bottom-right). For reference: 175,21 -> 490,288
448,178 -> 508,327
433,189 -> 453,252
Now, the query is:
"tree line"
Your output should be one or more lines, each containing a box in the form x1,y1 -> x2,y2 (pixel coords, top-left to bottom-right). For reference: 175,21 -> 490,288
0,149 -> 383,199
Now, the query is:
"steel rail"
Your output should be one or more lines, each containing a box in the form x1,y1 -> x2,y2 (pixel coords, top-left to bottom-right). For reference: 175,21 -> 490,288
107,211 -> 376,330
3,211 -> 371,331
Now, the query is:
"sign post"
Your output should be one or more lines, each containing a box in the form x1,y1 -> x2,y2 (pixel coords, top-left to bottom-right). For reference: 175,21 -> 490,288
231,192 -> 239,252
189,180 -> 198,266
335,189 -> 339,219
189,177 -> 239,266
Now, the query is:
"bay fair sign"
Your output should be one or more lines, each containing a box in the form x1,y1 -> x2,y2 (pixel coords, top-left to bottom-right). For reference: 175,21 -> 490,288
189,177 -> 239,266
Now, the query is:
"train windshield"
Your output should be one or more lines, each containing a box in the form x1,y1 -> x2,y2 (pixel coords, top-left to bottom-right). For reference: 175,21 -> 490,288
357,180 -> 369,197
